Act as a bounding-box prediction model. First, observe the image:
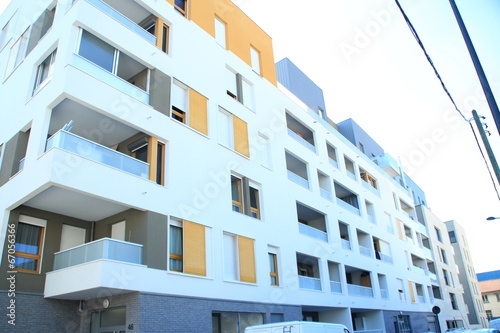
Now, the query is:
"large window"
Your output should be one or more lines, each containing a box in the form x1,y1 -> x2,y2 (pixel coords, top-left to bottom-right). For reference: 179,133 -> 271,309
90,307 -> 126,333
217,107 -> 249,157
231,175 -> 260,219
33,49 -> 57,94
214,17 -> 226,48
212,312 -> 263,333
223,233 -> 256,283
5,28 -> 29,76
169,219 -> 206,276
14,215 -> 46,273
174,0 -> 187,17
226,67 -> 255,111
171,79 -> 209,135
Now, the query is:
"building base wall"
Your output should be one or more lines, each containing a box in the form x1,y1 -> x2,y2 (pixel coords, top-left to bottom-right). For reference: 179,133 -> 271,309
383,310 -> 436,333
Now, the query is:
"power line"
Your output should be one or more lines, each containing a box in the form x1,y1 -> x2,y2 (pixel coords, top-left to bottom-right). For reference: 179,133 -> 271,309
394,0 -> 500,199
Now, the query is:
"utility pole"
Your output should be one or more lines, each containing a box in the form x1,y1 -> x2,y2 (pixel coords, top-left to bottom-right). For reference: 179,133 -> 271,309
448,0 -> 500,136
472,110 -> 500,186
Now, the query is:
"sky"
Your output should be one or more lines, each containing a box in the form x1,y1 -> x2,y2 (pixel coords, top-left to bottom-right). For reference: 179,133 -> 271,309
0,0 -> 499,273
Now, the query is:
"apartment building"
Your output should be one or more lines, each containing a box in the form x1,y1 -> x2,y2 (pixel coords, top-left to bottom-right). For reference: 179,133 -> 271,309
478,270 -> 500,320
0,0 -> 481,332
445,220 -> 488,328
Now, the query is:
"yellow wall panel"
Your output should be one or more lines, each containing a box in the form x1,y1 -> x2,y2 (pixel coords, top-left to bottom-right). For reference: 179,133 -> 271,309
189,88 -> 208,135
147,137 -> 159,182
408,280 -> 416,302
233,115 -> 249,157
397,219 -> 403,239
237,235 -> 256,283
183,220 -> 206,276
188,0 -> 277,86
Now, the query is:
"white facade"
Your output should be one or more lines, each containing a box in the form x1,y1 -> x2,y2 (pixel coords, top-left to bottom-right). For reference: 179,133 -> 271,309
0,0 -> 480,332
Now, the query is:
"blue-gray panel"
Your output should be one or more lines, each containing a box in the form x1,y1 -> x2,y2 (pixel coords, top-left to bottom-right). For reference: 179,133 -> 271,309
276,58 -> 326,113
337,118 -> 384,158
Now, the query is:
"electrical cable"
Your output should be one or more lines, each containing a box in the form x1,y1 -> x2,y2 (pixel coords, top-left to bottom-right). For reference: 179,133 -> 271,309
394,0 -> 500,199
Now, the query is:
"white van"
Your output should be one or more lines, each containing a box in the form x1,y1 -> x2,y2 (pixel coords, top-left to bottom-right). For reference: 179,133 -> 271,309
490,318 -> 500,330
244,321 -> 351,333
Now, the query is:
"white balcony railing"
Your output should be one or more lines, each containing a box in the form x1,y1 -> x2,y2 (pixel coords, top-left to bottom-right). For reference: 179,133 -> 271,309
47,130 -> 150,179
359,245 -> 372,257
330,280 -> 342,293
329,157 -> 338,168
298,276 -> 322,291
346,170 -> 356,180
336,198 -> 361,215
83,0 -> 156,44
378,252 -> 393,264
287,128 -> 316,152
418,295 -> 426,303
341,239 -> 351,250
299,223 -> 328,242
320,188 -> 332,200
412,265 -> 426,274
347,284 -> 374,297
53,238 -> 143,270
361,180 -> 380,196
380,289 -> 389,299
367,214 -> 376,224
287,170 -> 309,188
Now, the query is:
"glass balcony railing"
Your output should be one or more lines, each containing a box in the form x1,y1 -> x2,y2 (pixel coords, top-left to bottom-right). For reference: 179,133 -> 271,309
328,157 -> 338,168
70,54 -> 150,104
347,284 -> 374,297
359,245 -> 372,257
299,223 -> 328,242
336,198 -> 361,216
287,129 -> 316,152
330,280 -> 342,293
298,276 -> 322,291
46,130 -> 149,179
320,188 -> 332,200
53,237 -> 143,270
341,239 -> 351,250
82,0 -> 156,44
380,288 -> 389,299
287,170 -> 309,188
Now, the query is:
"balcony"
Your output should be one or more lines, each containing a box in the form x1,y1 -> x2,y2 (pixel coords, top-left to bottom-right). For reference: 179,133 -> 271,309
299,223 -> 328,242
46,130 -> 149,179
347,284 -> 374,297
337,198 -> 360,215
377,252 -> 393,264
70,54 -> 150,104
330,280 -> 342,293
79,0 -> 156,44
372,153 -> 400,178
320,188 -> 332,200
45,238 -> 145,299
54,238 -> 142,270
288,170 -> 309,188
299,276 -> 322,291
341,239 -> 351,250
288,129 -> 316,152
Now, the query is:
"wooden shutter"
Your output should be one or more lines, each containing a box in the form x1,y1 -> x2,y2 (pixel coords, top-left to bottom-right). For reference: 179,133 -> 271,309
183,220 -> 206,276
189,88 -> 208,135
237,235 -> 256,283
233,115 -> 249,157
408,280 -> 416,302
147,137 -> 158,182
397,219 -> 403,239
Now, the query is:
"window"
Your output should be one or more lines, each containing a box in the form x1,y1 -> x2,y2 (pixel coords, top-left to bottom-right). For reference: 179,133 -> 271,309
143,18 -> 169,53
14,215 -> 46,273
171,79 -> 209,135
169,219 -> 206,276
223,233 -> 256,283
486,310 -> 493,319
33,49 -> 56,94
217,107 -> 249,156
450,293 -> 458,310
441,248 -> 448,264
26,7 -> 56,55
90,307 -> 126,333
212,312 -> 263,333
0,11 -> 16,50
443,269 -> 450,286
226,67 -> 255,111
130,136 -> 165,185
160,23 -> 169,53
268,247 -> 279,286
448,231 -> 457,243
257,133 -> 272,169
496,293 -> 500,302
482,295 -> 489,303
359,168 -> 378,189
250,46 -> 261,75
435,227 -> 442,242
214,17 -> 226,48
231,175 -> 260,219
5,28 -> 29,76
174,0 -> 187,17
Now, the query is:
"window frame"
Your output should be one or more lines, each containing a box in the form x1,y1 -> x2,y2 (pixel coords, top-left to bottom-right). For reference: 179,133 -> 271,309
14,215 -> 47,274
214,16 -> 226,48
174,0 -> 188,17
33,49 -> 57,95
230,174 -> 261,220
268,252 -> 279,286
171,79 -> 189,124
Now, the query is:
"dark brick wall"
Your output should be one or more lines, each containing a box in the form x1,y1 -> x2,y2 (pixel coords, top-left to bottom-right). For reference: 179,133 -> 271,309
0,291 -> 81,333
384,310 -> 435,333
